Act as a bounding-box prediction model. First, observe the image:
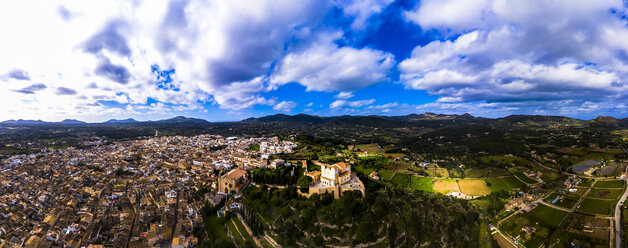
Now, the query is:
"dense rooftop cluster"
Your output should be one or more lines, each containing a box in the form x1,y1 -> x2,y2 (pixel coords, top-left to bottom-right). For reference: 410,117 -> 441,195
0,135 -> 294,247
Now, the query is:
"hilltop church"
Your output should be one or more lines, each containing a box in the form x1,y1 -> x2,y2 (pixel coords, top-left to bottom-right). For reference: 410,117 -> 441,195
320,162 -> 351,187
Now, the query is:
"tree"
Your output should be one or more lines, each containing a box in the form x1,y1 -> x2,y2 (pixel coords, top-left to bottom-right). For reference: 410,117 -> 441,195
297,175 -> 313,191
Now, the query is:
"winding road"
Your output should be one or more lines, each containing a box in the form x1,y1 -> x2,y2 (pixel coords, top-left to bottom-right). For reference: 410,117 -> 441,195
615,166 -> 628,248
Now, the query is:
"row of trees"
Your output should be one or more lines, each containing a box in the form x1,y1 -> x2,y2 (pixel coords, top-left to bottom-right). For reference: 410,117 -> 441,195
248,164 -> 303,186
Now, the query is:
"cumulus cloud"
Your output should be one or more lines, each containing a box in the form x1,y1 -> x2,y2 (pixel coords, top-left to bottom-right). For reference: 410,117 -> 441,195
1,0 -> 625,120
404,0 -> 490,33
273,101 -> 298,112
271,31 -> 395,92
400,0 -> 628,108
330,99 -> 375,108
209,77 -> 272,110
334,91 -> 355,99
335,0 -> 394,30
0,0 -> 398,120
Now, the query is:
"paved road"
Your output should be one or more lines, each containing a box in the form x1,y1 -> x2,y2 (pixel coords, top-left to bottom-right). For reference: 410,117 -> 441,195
492,229 -> 519,248
532,158 -> 576,177
615,167 -> 628,248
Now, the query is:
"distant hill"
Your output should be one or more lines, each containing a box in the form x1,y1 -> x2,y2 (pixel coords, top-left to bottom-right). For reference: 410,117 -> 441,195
153,116 -> 209,124
104,118 -> 138,124
60,119 -> 87,124
2,113 -> 626,128
0,119 -> 48,125
499,115 -> 578,125
589,116 -> 618,126
242,113 -> 328,124
0,116 -> 209,125
387,112 -> 479,121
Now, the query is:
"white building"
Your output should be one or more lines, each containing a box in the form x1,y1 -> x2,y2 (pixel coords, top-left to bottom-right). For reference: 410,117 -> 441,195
321,162 -> 351,187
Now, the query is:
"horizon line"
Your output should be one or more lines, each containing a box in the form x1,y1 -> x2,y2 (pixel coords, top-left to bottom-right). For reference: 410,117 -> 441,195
1,112 -> 625,124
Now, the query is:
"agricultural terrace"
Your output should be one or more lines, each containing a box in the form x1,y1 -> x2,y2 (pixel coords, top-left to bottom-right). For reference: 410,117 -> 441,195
577,198 -> 615,216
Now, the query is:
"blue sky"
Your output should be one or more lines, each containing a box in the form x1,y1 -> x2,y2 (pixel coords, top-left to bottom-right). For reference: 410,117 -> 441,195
0,0 -> 627,122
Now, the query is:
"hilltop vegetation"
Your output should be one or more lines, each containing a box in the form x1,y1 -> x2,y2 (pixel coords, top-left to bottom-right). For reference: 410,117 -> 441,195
241,182 -> 486,247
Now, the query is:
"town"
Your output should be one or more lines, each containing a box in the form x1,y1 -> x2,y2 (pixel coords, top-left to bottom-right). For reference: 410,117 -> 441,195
0,135 -> 301,247
0,114 -> 627,248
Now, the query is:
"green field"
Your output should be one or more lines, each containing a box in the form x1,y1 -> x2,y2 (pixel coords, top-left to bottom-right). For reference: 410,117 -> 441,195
588,188 -> 623,200
354,144 -> 384,155
541,172 -> 562,182
501,204 -> 567,248
390,173 -> 411,188
377,169 -> 395,180
486,176 -> 525,192
354,164 -> 376,175
594,180 -> 625,189
465,167 -> 511,178
581,152 -> 616,160
513,171 -> 538,184
525,204 -> 569,228
465,168 -> 491,178
410,176 -> 434,192
578,198 -> 614,216
480,155 -> 534,167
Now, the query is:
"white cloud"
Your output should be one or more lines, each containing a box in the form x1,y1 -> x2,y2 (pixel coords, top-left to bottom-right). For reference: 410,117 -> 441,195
404,70 -> 478,90
273,101 -> 298,112
398,30 -> 479,74
330,99 -> 375,108
271,31 -> 395,92
400,0 -> 628,106
335,0 -> 394,30
334,91 -> 355,99
0,0 -> 402,120
404,0 -> 490,33
0,0 -> 359,120
305,102 -> 314,107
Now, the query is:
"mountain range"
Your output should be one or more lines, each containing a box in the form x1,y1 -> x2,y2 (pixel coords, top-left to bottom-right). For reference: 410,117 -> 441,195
0,113 -> 625,126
